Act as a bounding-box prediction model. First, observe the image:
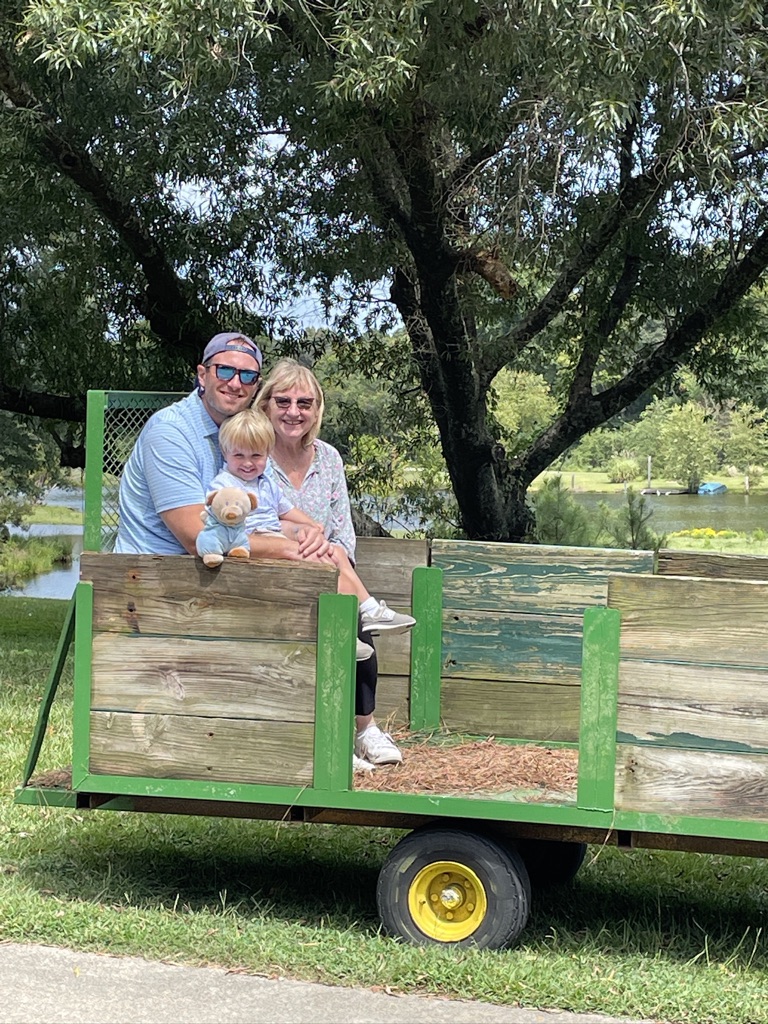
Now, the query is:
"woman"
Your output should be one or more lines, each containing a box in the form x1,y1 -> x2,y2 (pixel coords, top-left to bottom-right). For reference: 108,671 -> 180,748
256,358 -> 407,772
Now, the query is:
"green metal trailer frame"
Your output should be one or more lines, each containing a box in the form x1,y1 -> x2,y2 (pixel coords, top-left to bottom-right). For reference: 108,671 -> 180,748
14,390 -> 768,949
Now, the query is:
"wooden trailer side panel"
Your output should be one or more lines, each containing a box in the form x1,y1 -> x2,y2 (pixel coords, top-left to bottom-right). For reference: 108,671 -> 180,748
610,573 -> 768,822
354,538 -> 428,728
657,549 -> 768,581
433,542 -> 655,742
81,553 -> 337,787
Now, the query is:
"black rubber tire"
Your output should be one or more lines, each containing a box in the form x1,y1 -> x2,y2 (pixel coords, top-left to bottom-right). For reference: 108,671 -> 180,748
515,838 -> 588,889
376,825 -> 531,950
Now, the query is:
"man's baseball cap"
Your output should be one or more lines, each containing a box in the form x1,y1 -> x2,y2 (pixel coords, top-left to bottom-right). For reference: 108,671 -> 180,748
202,332 -> 263,367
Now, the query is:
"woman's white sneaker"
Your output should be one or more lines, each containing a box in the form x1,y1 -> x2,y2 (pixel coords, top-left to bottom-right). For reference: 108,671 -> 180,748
360,600 -> 416,635
355,724 -> 403,765
353,754 -> 375,772
356,639 -> 375,661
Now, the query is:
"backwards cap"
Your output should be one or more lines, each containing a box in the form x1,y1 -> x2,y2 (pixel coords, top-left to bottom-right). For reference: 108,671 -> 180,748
202,332 -> 263,367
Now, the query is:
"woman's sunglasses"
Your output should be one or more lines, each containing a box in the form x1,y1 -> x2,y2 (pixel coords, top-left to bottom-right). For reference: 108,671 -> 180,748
272,396 -> 315,410
208,363 -> 261,386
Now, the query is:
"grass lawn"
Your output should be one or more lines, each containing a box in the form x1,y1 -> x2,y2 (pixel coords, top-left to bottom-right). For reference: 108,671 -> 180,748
25,505 -> 82,526
2,596 -> 767,1023
0,536 -> 73,590
532,469 -> 766,495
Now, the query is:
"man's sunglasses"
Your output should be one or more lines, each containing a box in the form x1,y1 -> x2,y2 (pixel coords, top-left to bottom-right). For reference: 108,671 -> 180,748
208,363 -> 261,386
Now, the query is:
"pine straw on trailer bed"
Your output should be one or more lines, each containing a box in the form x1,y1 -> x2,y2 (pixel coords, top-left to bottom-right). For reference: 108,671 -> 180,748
354,735 -> 579,799
29,741 -> 579,802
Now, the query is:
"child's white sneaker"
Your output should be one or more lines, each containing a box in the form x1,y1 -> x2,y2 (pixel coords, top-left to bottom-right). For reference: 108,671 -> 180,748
360,600 -> 416,635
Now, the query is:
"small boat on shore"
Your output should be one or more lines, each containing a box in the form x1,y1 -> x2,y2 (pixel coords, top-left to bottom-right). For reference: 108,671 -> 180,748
640,488 -> 690,496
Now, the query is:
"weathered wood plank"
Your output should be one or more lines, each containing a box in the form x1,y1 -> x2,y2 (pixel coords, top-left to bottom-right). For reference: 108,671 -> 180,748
368,628 -> 411,676
441,610 -> 583,683
440,678 -> 581,741
432,541 -> 654,614
617,660 -> 768,753
615,744 -> 768,821
657,549 -> 768,581
81,553 -> 336,640
90,711 -> 314,785
370,674 -> 409,728
609,574 -> 768,666
354,538 -> 428,605
91,634 -> 316,721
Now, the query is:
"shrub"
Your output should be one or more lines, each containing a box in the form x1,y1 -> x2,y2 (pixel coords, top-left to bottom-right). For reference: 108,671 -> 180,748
603,487 -> 666,551
532,475 -> 594,546
606,457 -> 641,483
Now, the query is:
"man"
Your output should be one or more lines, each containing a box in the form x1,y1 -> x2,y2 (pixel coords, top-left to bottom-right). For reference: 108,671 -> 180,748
115,332 -> 328,559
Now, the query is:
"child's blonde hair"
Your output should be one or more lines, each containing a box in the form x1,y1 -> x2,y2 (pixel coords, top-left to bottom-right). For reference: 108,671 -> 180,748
218,408 -> 275,455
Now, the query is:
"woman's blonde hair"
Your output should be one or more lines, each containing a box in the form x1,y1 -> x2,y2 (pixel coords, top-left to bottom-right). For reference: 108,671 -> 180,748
218,408 -> 275,455
255,358 -> 325,448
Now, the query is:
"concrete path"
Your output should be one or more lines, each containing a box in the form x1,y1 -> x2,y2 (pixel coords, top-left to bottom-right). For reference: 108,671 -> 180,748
0,942 -> 657,1024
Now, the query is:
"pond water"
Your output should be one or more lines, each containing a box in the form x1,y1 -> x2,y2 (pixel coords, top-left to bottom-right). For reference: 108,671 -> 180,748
573,488 -> 768,536
5,483 -> 768,602
3,525 -> 84,601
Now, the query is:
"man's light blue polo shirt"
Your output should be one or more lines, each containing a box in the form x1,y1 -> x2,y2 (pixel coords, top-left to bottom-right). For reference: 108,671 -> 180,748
115,391 -> 221,554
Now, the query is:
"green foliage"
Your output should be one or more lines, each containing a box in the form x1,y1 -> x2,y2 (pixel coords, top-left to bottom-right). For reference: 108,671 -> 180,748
652,403 -> 721,493
605,456 -> 641,484
9,1 -> 768,541
721,404 -> 768,472
532,475 -> 595,547
601,488 -> 666,552
563,428 -> 630,471
746,465 -> 764,487
0,535 -> 72,589
489,370 -> 557,456
0,413 -> 69,526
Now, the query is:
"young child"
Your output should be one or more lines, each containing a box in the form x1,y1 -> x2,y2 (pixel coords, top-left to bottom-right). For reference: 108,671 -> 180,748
209,408 -> 416,660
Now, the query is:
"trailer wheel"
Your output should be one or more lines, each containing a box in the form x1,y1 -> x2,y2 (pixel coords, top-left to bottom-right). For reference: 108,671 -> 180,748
376,826 -> 531,950
515,838 -> 587,889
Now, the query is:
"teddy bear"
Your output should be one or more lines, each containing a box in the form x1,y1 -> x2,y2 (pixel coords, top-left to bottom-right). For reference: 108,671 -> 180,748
195,486 -> 258,568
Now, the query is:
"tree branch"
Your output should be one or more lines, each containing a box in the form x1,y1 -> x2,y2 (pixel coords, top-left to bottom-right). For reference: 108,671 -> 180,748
0,381 -> 86,422
503,145 -> 682,358
0,49 -> 219,363
517,216 -> 768,482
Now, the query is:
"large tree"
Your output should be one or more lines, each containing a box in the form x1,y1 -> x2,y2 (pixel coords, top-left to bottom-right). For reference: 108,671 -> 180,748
5,1 -> 768,538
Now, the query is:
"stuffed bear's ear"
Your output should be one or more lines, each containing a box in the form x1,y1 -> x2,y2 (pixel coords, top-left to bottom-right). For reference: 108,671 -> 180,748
248,492 -> 258,510
205,490 -> 218,506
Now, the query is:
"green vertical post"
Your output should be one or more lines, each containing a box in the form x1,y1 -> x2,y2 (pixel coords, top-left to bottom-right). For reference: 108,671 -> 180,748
314,593 -> 358,791
409,566 -> 443,732
71,581 -> 94,788
21,593 -> 77,786
577,606 -> 621,812
83,391 -> 107,551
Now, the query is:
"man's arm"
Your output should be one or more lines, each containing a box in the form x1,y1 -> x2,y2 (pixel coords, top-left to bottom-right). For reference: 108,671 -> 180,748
249,530 -> 306,559
160,504 -> 206,555
161,503 -> 313,560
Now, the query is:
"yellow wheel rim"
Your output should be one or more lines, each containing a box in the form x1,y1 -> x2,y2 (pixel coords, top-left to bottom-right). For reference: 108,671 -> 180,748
408,860 -> 488,942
